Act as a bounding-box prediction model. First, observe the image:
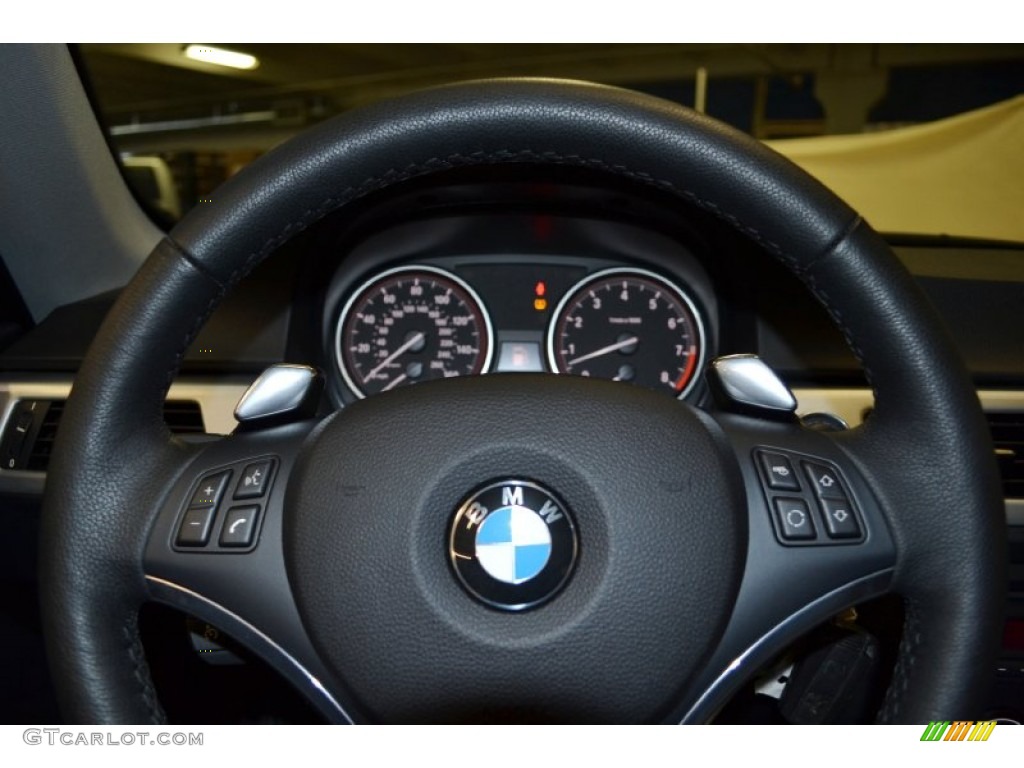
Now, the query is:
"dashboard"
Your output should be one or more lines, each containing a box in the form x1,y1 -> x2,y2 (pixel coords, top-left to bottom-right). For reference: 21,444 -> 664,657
1,174 -> 1023,721
2,175 -> 1021,418
3,174 -> 1022,432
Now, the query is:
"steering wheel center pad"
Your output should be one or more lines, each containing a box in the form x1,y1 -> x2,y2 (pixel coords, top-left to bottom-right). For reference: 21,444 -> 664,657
286,374 -> 745,722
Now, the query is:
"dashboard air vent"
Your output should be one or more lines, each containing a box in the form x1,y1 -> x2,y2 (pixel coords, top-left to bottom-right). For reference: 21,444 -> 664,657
162,400 -> 206,434
26,400 -> 65,471
989,412 -> 1024,500
1,399 -> 205,473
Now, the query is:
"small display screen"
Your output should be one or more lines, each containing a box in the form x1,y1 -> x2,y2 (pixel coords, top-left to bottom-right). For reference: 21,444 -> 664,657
458,263 -> 586,331
1004,619 -> 1024,653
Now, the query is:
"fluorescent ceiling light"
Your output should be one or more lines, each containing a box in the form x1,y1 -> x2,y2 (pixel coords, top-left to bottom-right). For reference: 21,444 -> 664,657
183,45 -> 259,71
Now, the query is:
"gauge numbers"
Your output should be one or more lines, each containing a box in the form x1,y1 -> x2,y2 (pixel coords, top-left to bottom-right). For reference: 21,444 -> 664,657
546,268 -> 706,398
337,266 -> 494,398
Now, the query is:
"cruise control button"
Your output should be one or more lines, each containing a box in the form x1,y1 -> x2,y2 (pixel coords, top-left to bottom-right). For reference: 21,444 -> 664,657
177,507 -> 216,547
820,498 -> 861,539
773,497 -> 816,541
758,451 -> 800,491
219,506 -> 259,547
189,470 -> 231,508
234,460 -> 273,499
803,462 -> 846,499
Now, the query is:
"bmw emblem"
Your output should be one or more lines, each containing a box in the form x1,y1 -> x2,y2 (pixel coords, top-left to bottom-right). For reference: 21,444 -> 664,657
449,480 -> 578,611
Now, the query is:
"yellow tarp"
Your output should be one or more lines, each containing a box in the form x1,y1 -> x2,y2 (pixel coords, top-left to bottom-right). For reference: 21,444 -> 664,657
767,95 -> 1024,243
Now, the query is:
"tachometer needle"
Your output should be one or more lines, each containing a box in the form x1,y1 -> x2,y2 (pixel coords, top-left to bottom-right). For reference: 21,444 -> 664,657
568,336 -> 639,366
365,331 -> 425,381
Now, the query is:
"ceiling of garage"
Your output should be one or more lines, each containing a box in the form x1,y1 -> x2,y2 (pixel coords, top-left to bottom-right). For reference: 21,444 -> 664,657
77,43 -> 1023,153
81,43 -> 1020,116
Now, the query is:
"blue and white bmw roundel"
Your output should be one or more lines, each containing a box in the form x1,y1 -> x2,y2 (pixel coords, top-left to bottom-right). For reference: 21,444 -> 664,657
474,505 -> 552,585
449,480 -> 578,611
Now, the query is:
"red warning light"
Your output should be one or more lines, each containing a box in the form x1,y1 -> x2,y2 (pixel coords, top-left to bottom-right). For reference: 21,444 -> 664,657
535,281 -> 546,297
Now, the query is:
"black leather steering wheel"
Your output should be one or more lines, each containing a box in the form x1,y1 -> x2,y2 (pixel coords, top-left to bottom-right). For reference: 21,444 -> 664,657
40,79 -> 1004,724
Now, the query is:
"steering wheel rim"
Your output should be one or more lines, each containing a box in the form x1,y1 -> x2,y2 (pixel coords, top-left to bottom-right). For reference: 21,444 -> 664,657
40,78 -> 1004,724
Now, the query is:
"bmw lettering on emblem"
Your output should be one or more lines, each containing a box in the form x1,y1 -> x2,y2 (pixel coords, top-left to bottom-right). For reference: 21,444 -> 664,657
449,480 -> 578,611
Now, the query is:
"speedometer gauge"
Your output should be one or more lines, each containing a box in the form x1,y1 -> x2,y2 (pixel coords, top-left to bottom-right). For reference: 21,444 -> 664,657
546,268 -> 706,399
336,265 -> 494,398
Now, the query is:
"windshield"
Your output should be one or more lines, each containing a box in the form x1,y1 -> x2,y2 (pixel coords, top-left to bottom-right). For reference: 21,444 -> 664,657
77,43 -> 1024,241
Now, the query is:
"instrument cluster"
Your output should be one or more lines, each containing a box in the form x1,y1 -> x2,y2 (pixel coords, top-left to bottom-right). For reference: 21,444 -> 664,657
329,252 -> 714,405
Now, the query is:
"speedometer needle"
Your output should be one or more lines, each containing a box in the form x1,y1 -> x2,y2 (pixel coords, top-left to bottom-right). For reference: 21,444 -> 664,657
568,336 -> 639,366
365,332 -> 425,381
380,373 -> 408,392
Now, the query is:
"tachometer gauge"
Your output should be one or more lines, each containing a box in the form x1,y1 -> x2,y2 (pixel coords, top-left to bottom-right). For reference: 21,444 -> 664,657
336,265 -> 494,398
546,268 -> 706,398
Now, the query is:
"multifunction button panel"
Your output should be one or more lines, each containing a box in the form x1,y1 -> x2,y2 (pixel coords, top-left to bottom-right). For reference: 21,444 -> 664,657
754,448 -> 865,546
173,457 -> 276,553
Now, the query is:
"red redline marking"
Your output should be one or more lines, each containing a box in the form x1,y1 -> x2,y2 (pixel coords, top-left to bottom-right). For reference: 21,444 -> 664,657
675,346 -> 698,392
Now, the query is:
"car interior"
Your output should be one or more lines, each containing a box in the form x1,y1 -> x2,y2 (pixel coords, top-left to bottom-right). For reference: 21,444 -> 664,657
0,43 -> 1021,725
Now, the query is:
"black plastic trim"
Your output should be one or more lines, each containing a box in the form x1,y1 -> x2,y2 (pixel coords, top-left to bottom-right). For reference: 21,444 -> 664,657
679,568 -> 894,723
145,576 -> 351,723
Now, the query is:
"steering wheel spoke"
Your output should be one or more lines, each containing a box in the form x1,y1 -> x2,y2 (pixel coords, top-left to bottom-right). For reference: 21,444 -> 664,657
142,421 -> 352,723
675,411 -> 898,721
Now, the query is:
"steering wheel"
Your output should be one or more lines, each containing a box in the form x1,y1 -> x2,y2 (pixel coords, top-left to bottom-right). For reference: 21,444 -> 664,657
40,79 -> 1004,724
